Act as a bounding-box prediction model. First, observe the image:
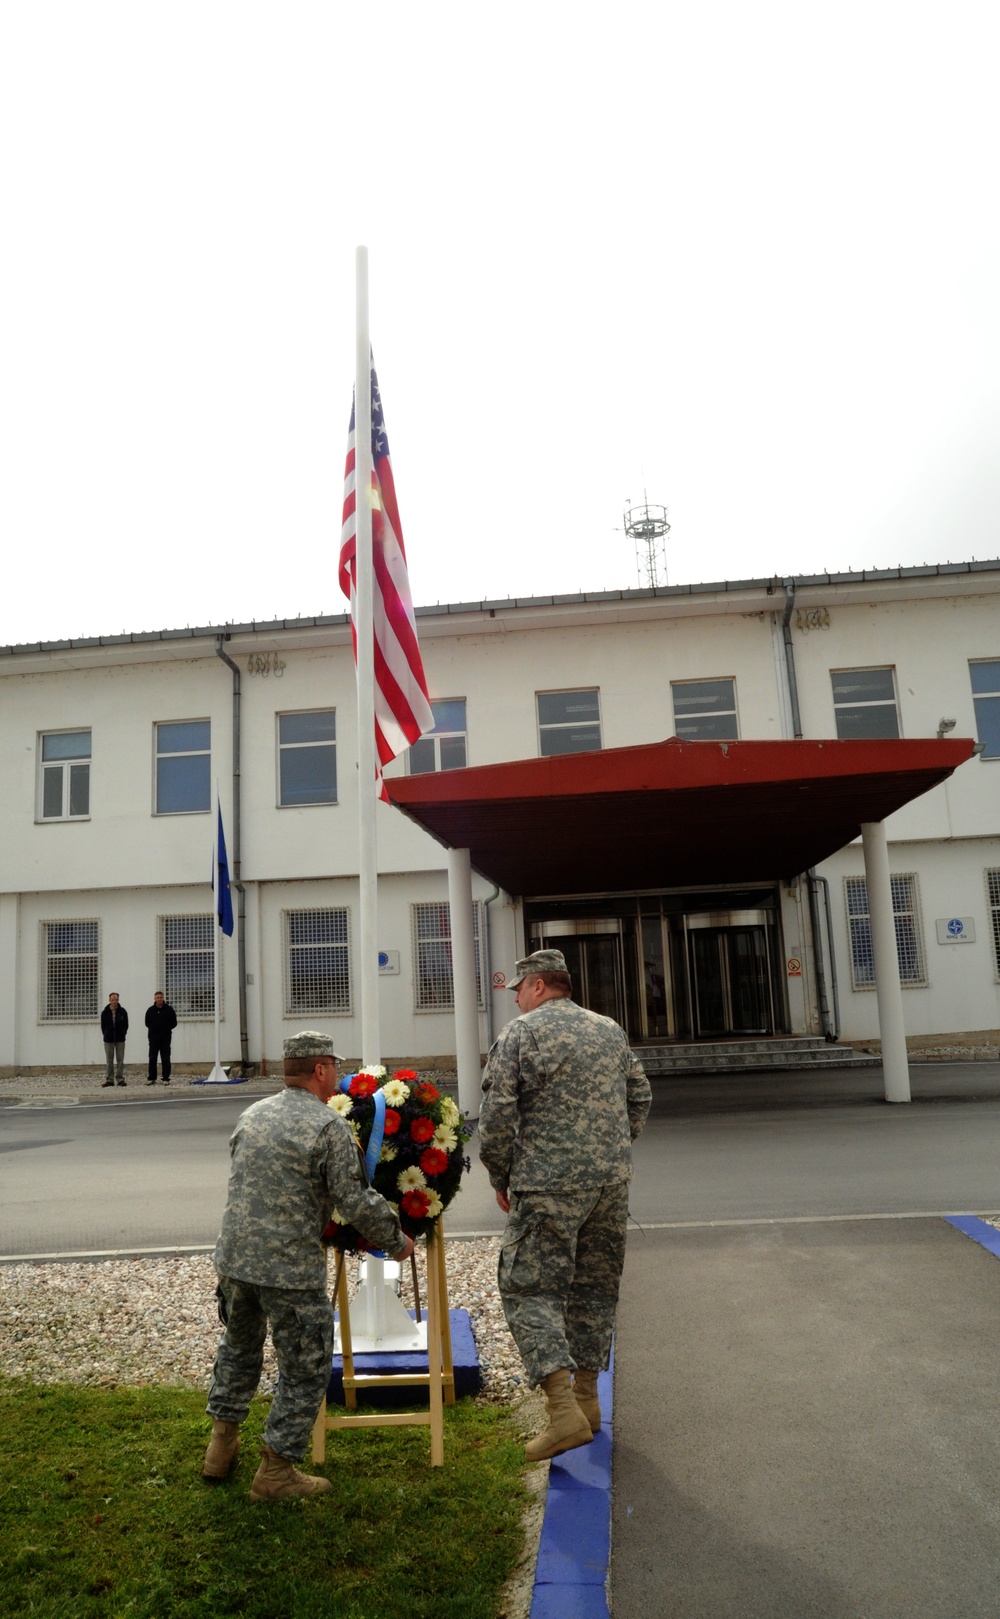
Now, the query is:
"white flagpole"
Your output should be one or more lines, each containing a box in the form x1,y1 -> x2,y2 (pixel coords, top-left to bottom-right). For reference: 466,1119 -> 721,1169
355,245 -> 379,1069
208,777 -> 226,1082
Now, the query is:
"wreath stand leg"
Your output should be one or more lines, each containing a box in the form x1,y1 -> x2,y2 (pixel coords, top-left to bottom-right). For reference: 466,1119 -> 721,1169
311,1220 -> 455,1467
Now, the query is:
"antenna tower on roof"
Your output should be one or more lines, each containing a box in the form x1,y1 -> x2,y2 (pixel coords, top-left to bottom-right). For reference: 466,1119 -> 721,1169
624,495 -> 670,588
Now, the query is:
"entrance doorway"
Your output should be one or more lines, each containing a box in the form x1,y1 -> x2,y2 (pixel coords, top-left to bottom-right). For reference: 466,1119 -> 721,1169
688,922 -> 772,1037
527,924 -> 626,1027
529,894 -> 785,1043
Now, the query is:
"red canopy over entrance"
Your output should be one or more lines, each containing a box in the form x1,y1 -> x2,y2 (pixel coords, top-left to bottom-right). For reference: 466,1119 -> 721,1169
386,737 -> 974,896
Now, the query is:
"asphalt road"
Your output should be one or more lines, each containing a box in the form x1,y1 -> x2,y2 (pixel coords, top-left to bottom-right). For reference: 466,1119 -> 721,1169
3,1064 -> 1000,1259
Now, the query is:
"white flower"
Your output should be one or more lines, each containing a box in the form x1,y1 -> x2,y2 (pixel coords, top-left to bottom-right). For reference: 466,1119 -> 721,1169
330,1208 -> 345,1224
381,1080 -> 411,1105
358,1064 -> 386,1081
425,1190 -> 443,1218
397,1166 -> 427,1193
378,1145 -> 397,1163
327,1094 -> 353,1117
347,1120 -> 361,1139
432,1125 -> 458,1152
440,1097 -> 460,1125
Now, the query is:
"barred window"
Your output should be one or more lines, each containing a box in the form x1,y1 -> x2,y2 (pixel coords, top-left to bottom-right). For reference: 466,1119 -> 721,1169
987,871 -> 1000,978
412,901 -> 484,1011
285,909 -> 351,1014
671,679 -> 739,741
408,700 -> 468,775
536,689 -> 602,757
161,914 -> 215,1017
844,874 -> 926,990
40,920 -> 100,1021
155,720 -> 211,814
278,711 -> 337,805
38,731 -> 91,821
831,669 -> 900,739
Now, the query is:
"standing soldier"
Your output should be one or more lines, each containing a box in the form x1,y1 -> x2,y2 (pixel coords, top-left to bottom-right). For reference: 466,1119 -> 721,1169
203,1031 -> 415,1500
100,992 -> 128,1087
479,950 -> 651,1460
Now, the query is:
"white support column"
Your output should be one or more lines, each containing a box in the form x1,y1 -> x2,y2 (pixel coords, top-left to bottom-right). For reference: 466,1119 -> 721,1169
447,847 -> 482,1121
860,821 -> 910,1104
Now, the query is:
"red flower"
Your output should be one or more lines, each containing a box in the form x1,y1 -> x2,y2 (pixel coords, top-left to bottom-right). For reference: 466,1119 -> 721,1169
420,1147 -> 449,1177
382,1108 -> 401,1135
393,1068 -> 418,1081
401,1189 -> 431,1219
349,1073 -> 378,1098
413,1081 -> 440,1104
322,1220 -> 339,1240
410,1116 -> 436,1144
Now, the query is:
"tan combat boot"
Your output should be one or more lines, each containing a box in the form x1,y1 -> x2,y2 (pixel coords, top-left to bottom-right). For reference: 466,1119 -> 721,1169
202,1419 -> 241,1480
249,1446 -> 333,1501
572,1368 -> 601,1432
524,1369 -> 594,1462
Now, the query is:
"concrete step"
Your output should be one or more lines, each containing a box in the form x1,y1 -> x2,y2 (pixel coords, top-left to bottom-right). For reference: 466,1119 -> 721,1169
635,1038 -> 874,1076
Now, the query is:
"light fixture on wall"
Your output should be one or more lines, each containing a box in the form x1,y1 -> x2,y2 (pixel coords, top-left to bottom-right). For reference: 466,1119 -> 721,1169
935,717 -> 957,739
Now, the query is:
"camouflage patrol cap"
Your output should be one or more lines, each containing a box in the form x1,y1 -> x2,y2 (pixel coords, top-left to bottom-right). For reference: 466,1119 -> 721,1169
283,1031 -> 343,1061
508,949 -> 569,989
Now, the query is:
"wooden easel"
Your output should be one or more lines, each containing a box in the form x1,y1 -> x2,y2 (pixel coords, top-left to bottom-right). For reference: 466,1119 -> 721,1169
311,1220 -> 455,1467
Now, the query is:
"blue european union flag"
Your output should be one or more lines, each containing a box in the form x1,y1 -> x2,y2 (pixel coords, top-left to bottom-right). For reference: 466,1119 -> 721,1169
216,807 -> 235,937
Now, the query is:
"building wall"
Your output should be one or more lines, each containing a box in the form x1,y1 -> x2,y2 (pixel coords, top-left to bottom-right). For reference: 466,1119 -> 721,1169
1,568 -> 998,1063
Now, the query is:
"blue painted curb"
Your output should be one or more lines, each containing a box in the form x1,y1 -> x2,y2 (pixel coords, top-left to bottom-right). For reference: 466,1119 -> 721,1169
530,1348 -> 614,1619
944,1215 -> 1000,1259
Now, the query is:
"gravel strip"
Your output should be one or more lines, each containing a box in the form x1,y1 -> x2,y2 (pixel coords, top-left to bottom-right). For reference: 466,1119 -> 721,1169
0,1240 -> 528,1401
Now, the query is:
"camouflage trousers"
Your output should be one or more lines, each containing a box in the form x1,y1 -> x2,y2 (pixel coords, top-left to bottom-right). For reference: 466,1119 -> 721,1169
497,1182 -> 630,1387
206,1277 -> 334,1461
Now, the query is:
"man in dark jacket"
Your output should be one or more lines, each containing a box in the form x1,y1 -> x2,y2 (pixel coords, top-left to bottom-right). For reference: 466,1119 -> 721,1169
145,991 -> 178,1084
100,992 -> 129,1087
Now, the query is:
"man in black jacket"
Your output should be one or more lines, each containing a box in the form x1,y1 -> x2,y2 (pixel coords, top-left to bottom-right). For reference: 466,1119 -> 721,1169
100,992 -> 129,1087
145,991 -> 178,1084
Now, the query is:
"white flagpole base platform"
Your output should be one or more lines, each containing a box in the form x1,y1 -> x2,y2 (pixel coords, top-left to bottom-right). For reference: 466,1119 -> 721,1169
335,1258 -> 426,1352
202,1064 -> 231,1084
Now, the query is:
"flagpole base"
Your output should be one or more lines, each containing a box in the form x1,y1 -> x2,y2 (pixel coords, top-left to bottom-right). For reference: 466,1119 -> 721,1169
202,1063 -> 233,1085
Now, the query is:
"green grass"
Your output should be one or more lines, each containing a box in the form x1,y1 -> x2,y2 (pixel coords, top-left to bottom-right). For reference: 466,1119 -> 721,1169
0,1379 -> 531,1619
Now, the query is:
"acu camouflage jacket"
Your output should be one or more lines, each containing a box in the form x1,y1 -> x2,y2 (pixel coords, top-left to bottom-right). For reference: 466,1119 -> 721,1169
478,997 -> 651,1194
213,1086 -> 406,1290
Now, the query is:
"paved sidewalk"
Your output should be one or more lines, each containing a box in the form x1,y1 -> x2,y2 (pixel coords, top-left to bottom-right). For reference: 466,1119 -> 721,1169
612,1216 -> 1000,1617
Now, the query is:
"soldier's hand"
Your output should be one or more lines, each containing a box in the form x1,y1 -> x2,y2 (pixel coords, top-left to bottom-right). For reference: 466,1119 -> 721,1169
396,1234 -> 416,1262
495,1189 -> 511,1214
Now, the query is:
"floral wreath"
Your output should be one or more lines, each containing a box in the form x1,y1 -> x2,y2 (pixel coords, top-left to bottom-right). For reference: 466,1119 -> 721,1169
323,1067 -> 471,1252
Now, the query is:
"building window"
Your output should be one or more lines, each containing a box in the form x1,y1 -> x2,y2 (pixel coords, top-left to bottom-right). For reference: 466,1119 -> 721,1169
536,689 -> 602,757
844,874 -> 926,990
970,662 -> 1000,759
284,909 -> 351,1014
278,711 -> 337,806
987,871 -> 1000,979
40,920 -> 100,1020
412,901 -> 484,1011
161,915 -> 215,1016
831,669 -> 900,739
38,731 -> 91,821
670,679 -> 739,741
155,721 -> 211,814
408,700 -> 468,774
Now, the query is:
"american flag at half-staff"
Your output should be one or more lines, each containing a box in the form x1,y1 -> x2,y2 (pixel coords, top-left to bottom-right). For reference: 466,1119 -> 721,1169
339,363 -> 434,800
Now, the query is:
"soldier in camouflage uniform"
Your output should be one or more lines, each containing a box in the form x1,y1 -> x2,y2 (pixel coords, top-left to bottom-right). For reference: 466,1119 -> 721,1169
479,949 -> 651,1460
203,1031 -> 415,1500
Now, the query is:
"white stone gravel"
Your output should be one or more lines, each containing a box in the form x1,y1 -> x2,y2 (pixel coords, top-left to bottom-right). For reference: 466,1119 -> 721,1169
0,1239 -> 529,1401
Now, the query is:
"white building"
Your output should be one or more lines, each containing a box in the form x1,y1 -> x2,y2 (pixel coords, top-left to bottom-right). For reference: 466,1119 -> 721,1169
2,559 -> 998,1074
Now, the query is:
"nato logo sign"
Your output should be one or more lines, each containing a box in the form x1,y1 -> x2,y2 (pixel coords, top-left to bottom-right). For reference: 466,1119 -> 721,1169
935,917 -> 976,945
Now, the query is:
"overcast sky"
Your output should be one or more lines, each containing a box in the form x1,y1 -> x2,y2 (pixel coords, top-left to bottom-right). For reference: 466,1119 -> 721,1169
2,2 -> 998,648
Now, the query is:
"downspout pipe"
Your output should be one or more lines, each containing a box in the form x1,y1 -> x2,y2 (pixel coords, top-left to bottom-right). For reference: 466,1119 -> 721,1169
781,585 -> 836,1042
215,637 -> 250,1072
